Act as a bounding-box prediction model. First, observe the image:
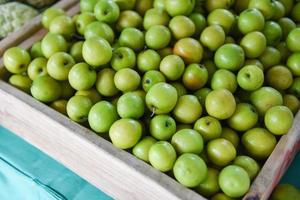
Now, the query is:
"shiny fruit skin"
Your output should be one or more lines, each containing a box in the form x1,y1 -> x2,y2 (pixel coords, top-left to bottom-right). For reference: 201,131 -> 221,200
207,8 -> 235,33
264,106 -> 294,135
150,115 -> 176,140
238,8 -> 265,34
200,25 -> 225,51
227,103 -> 258,132
237,65 -> 264,91
242,128 -> 277,159
96,68 -> 119,97
287,53 -> 300,76
88,101 -> 119,133
165,0 -> 195,17
66,96 -> 93,123
171,129 -> 204,155
159,55 -> 185,81
174,38 -> 204,64
211,69 -> 237,93
148,141 -> 177,172
142,70 -> 166,92
41,33 -> 67,58
205,89 -> 236,120
145,25 -> 171,50
266,65 -> 293,90
194,116 -> 222,142
137,49 -> 161,72
214,44 -> 245,71
117,92 -> 145,119
182,63 -> 208,91
145,82 -> 178,114
31,75 -> 61,103
4,47 -> 31,74
169,15 -> 195,39
172,95 -> 202,124
207,138 -> 236,167
173,153 -> 207,187
240,31 -> 267,59
218,165 -> 250,198
283,94 -> 300,114
9,74 -> 32,93
109,118 -> 142,149
286,28 -> 300,52
250,87 -> 283,115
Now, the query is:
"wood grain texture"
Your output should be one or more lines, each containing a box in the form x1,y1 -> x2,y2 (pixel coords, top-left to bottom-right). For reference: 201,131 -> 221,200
0,80 -> 205,200
0,0 -> 78,57
243,111 -> 300,200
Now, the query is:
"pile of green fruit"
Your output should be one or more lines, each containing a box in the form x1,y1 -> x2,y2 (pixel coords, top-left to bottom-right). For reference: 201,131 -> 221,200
3,0 -> 300,199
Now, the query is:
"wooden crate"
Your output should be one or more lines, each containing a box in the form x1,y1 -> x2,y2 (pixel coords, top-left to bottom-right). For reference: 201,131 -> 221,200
0,2 -> 299,200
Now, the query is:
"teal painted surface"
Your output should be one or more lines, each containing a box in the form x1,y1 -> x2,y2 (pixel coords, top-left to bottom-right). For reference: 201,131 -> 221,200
0,124 -> 299,199
0,125 -> 113,200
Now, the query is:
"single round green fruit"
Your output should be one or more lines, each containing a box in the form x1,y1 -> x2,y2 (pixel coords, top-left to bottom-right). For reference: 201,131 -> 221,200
266,65 -> 293,90
137,49 -> 161,72
70,41 -> 84,63
145,82 -> 178,114
148,141 -> 177,172
173,95 -> 202,124
200,25 -> 225,51
96,68 -> 119,97
182,63 -> 208,91
165,0 -> 195,17
194,116 -> 222,142
211,69 -> 237,93
240,31 -> 267,58
238,8 -> 265,34
88,101 -> 119,134
207,8 -> 235,33
283,94 -> 300,114
49,15 -> 75,39
67,96 -> 93,123
145,25 -> 171,50
173,38 -> 204,64
27,57 -> 47,80
75,89 -> 101,104
117,92 -> 144,119
114,68 -> 141,92
227,103 -> 258,132
94,0 -> 120,24
173,153 -> 207,188
207,138 -> 236,166
82,37 -> 112,68
205,89 -> 236,120
287,53 -> 300,76
169,15 -> 195,39
68,63 -> 97,91
47,52 -> 75,81
3,47 -> 31,74
150,115 -> 176,140
242,128 -> 277,159
143,8 -> 170,30
264,106 -> 294,135
31,75 -> 61,103
219,165 -> 250,198
109,118 -> 142,149
171,129 -> 204,155
41,33 -> 67,58
286,28 -> 300,52
119,27 -> 145,51
159,55 -> 185,81
111,47 -> 136,71
214,44 -> 245,71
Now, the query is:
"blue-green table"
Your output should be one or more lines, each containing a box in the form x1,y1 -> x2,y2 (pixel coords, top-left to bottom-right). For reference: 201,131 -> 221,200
0,125 -> 299,199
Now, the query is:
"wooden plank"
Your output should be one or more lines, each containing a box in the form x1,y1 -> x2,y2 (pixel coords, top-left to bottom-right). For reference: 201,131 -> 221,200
0,80 -> 204,200
0,0 -> 78,57
243,111 -> 300,200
